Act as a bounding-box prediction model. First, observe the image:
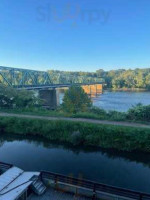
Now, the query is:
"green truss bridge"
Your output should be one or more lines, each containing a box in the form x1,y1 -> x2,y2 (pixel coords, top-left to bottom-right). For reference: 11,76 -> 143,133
0,66 -> 104,109
0,66 -> 104,89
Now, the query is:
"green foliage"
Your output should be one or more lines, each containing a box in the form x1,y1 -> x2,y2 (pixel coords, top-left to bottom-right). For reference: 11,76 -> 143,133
44,68 -> 150,90
47,70 -> 103,84
0,85 -> 14,108
127,104 -> 150,122
1,68 -> 150,89
70,130 -> 84,146
89,106 -> 107,116
62,86 -> 92,113
0,84 -> 40,109
98,68 -> 150,89
72,107 -> 108,120
1,117 -> 150,152
107,110 -> 127,121
1,103 -> 150,123
48,68 -> 150,89
73,107 -> 127,121
72,112 -> 105,120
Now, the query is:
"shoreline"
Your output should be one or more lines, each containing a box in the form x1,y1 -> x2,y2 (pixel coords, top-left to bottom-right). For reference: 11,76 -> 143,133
104,88 -> 149,92
0,115 -> 150,153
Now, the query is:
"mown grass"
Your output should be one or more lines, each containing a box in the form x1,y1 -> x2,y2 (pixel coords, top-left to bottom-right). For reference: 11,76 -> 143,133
0,117 -> 150,152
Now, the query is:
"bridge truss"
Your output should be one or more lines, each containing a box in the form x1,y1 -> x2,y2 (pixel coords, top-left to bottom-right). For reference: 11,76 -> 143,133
0,66 -> 52,87
0,66 -> 104,89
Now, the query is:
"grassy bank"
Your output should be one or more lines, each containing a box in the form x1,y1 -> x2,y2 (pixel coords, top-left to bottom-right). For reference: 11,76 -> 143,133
1,105 -> 150,125
0,107 -> 123,121
0,117 -> 150,152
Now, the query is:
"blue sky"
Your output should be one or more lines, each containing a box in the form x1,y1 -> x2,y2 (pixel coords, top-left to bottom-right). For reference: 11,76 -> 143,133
0,0 -> 150,72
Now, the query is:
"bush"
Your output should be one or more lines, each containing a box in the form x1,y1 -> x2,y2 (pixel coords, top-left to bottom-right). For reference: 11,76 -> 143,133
89,106 -> 107,116
70,130 -> 84,146
0,84 -> 40,109
107,111 -> 127,121
0,85 -> 15,108
62,86 -> 92,113
127,104 -> 150,122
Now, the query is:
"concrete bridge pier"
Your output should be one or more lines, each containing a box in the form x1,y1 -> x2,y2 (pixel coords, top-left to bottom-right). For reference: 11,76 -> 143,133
39,89 -> 60,109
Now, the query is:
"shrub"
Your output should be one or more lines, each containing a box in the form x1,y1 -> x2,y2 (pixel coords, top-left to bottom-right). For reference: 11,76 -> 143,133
89,106 -> 107,116
70,130 -> 84,146
0,84 -> 40,109
127,104 -> 150,122
62,86 -> 92,113
107,110 -> 127,121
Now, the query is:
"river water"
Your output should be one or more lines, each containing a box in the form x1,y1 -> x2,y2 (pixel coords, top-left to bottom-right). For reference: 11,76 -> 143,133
1,135 -> 150,193
93,91 -> 150,112
60,90 -> 150,112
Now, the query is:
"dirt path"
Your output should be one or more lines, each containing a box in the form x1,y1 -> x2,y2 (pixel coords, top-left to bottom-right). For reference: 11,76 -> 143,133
0,112 -> 150,129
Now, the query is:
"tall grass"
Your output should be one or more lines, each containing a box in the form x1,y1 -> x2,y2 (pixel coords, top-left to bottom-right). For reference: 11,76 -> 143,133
1,104 -> 150,123
0,117 -> 150,152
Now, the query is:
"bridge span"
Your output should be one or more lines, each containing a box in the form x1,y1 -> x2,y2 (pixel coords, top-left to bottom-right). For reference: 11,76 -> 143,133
0,66 -> 104,109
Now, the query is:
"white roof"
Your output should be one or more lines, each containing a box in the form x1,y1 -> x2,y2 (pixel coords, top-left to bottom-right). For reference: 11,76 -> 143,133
0,181 -> 32,200
0,167 -> 23,192
0,167 -> 40,200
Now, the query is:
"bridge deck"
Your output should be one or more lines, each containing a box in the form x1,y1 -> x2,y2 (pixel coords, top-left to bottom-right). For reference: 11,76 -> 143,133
28,188 -> 91,200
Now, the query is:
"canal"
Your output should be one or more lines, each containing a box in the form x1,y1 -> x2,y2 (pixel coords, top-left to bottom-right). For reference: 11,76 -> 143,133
1,134 -> 150,193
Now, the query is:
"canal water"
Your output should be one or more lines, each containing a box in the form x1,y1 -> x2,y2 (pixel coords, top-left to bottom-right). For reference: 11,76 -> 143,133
1,134 -> 150,193
60,90 -> 150,112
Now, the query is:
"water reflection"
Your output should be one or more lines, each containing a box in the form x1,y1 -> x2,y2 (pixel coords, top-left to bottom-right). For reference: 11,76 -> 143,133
1,134 -> 150,168
1,134 -> 150,193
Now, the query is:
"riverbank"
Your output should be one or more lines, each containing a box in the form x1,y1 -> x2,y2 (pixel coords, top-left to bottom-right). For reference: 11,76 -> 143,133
0,112 -> 150,129
106,88 -> 148,91
0,116 -> 150,152
1,104 -> 150,125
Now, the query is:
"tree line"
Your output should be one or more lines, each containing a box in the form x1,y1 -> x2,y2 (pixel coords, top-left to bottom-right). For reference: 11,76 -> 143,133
96,68 -> 150,89
0,68 -> 150,89
49,68 -> 150,89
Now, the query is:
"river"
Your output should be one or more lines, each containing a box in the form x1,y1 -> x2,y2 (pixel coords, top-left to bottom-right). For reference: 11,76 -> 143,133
1,134 -> 150,193
60,90 -> 150,112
